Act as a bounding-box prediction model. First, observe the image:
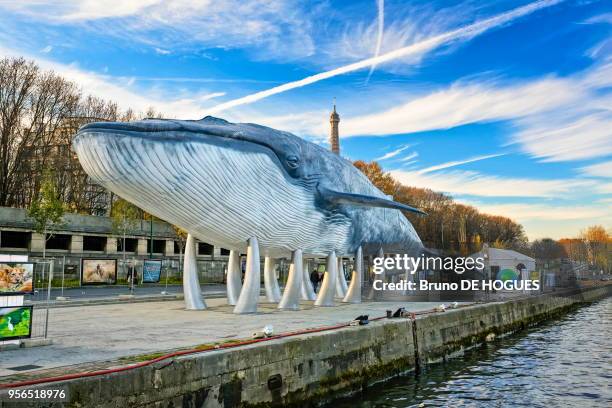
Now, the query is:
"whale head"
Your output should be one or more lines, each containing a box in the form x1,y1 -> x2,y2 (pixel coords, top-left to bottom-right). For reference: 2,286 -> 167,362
73,116 -> 423,256
73,117 -> 348,255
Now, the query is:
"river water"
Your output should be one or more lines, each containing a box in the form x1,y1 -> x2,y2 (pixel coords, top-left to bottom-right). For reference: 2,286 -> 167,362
331,297 -> 611,407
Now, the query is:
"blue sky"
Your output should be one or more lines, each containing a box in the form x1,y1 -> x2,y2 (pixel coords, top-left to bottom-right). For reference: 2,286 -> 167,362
0,0 -> 610,239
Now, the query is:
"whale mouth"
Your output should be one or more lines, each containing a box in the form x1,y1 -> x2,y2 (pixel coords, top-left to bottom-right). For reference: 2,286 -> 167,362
75,118 -> 281,155
72,119 -> 294,189
79,119 -> 189,135
76,120 -> 215,144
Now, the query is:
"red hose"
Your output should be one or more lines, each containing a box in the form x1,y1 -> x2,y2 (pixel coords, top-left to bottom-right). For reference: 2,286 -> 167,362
0,303 -> 466,389
0,320 -> 365,389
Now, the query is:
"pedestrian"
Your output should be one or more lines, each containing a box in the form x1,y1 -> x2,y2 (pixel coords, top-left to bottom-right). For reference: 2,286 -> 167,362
310,269 -> 320,293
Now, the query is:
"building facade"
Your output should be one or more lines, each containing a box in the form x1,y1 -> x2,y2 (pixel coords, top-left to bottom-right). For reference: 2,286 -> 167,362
0,206 -> 231,283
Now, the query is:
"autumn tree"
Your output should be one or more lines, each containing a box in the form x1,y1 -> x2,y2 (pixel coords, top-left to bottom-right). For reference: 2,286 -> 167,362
353,159 -> 528,254
353,160 -> 399,196
580,225 -> 611,272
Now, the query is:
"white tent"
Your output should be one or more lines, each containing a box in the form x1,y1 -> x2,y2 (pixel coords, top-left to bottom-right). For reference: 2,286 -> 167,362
469,246 -> 536,291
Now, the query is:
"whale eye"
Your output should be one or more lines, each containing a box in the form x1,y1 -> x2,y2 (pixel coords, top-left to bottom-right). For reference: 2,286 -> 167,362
286,155 -> 299,169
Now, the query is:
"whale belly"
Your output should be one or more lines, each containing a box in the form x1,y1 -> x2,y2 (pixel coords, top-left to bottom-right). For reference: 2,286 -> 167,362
75,133 -> 351,257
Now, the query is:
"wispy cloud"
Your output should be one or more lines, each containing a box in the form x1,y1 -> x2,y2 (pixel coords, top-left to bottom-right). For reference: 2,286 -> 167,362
594,182 -> 612,194
227,109 -> 329,138
0,45 -> 224,118
339,61 -> 611,162
584,12 -> 612,25
508,63 -> 612,162
389,169 -> 593,198
365,0 -> 385,83
40,45 -> 53,53
1,1 -> 318,61
7,1 -> 163,20
399,152 -> 419,162
418,153 -> 505,174
207,0 -> 562,114
122,76 -> 279,84
154,47 -> 171,55
328,1 -> 474,75
374,144 -> 412,161
581,161 -> 612,178
457,200 -> 612,239
342,76 -> 581,136
463,201 -> 612,221
513,109 -> 612,162
196,92 -> 226,102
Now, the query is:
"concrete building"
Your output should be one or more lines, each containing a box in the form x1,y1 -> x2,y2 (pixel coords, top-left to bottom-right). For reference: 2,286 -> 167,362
469,246 -> 536,287
0,206 -> 230,282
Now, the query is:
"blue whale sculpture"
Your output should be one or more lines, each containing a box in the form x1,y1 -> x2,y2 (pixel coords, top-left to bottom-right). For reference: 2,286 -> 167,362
73,116 -> 424,259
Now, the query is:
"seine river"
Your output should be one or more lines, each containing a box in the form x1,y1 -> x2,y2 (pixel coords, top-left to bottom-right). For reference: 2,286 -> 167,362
331,297 -> 611,407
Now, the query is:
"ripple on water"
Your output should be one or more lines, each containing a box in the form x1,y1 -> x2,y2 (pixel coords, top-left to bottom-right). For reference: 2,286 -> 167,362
329,297 -> 611,408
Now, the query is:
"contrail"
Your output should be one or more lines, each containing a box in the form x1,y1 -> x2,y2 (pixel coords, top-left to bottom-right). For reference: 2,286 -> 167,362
417,153 -> 506,174
206,0 -> 561,115
365,0 -> 385,84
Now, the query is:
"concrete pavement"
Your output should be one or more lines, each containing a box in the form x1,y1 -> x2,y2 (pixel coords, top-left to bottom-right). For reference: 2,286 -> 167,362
0,297 -> 454,378
24,284 -> 229,307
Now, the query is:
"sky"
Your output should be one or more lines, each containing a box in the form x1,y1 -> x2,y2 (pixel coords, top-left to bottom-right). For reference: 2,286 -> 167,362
0,0 -> 610,240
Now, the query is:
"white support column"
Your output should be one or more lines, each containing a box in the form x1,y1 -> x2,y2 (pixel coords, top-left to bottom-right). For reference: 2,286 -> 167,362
301,258 -> 316,300
68,234 -> 82,254
367,247 -> 385,300
163,240 -> 174,257
137,238 -> 148,256
226,250 -> 242,305
377,247 -> 385,282
30,233 -> 45,253
278,250 -> 303,310
234,237 -> 260,314
403,261 -> 415,296
106,237 -> 118,255
315,251 -> 337,307
264,256 -> 281,302
336,258 -> 348,298
343,246 -> 362,303
183,233 -> 206,310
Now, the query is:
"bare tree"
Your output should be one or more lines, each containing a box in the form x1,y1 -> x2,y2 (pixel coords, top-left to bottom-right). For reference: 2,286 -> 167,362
0,57 -> 80,208
0,57 -> 162,216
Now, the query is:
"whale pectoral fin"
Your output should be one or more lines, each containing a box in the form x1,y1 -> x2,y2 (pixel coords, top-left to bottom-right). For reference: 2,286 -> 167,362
317,186 -> 427,216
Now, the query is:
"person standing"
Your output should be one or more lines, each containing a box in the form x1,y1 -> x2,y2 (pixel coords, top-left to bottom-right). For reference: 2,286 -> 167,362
310,269 -> 320,293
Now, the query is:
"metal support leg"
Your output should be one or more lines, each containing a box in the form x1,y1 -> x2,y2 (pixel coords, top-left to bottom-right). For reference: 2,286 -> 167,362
336,258 -> 348,298
234,237 -> 260,314
278,250 -> 303,310
343,246 -> 362,303
226,250 -> 242,305
315,251 -> 337,307
264,256 -> 281,302
403,262 -> 414,296
183,233 -> 206,310
367,247 -> 385,300
301,258 -> 316,300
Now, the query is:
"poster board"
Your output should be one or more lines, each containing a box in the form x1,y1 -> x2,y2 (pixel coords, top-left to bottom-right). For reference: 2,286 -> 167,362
81,259 -> 117,285
0,305 -> 33,341
0,262 -> 34,295
142,259 -> 162,283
